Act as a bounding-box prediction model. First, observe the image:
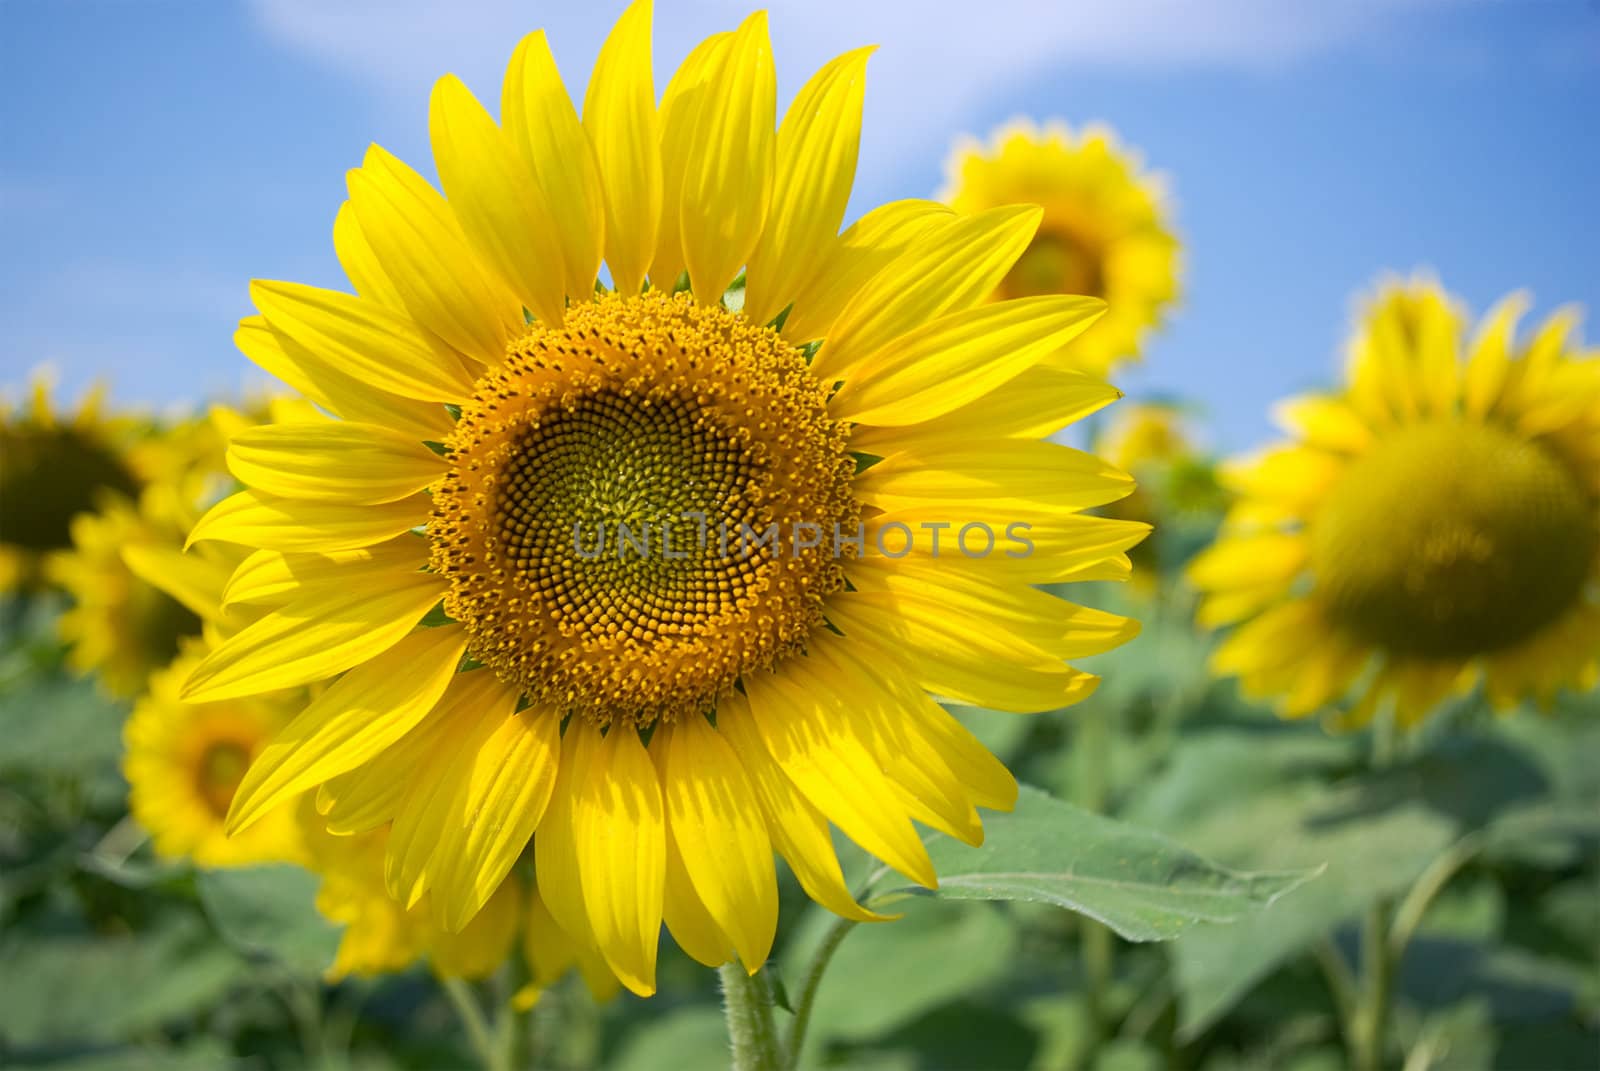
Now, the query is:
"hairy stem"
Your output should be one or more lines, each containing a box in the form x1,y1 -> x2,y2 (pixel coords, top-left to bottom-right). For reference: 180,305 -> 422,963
784,915 -> 859,1068
720,962 -> 783,1071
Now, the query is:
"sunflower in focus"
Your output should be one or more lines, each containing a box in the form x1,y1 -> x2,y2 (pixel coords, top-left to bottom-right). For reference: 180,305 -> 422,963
0,377 -> 145,592
183,0 -> 1146,997
124,643 -> 304,867
941,119 -> 1180,378
1190,276 -> 1600,728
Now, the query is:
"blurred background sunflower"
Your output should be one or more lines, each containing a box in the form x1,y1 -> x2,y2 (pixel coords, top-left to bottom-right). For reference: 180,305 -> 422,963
1191,275 -> 1599,728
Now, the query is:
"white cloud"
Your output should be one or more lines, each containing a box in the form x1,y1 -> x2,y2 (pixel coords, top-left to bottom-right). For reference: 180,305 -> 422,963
247,0 -> 1459,184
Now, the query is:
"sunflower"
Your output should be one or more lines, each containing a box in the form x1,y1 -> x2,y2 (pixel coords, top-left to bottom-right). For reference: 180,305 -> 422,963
183,0 -> 1146,998
1190,276 -> 1600,728
0,377 -> 146,592
941,119 -> 1180,378
1095,402 -> 1216,587
124,642 -> 304,867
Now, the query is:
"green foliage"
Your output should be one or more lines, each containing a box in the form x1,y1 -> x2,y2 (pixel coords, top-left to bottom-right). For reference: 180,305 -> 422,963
197,865 -> 343,975
871,787 -> 1319,941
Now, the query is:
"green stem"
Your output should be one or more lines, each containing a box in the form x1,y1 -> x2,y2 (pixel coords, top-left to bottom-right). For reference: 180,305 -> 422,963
493,958 -> 534,1071
1312,937 -> 1359,1034
442,978 -> 495,1070
1354,896 -> 1395,1071
720,962 -> 784,1071
1387,831 -> 1486,959
784,915 -> 859,1068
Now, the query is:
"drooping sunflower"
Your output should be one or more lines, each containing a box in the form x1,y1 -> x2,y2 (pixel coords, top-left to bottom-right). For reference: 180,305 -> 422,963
124,642 -> 304,867
0,377 -> 145,592
941,119 -> 1180,378
184,0 -> 1146,997
1190,276 -> 1600,728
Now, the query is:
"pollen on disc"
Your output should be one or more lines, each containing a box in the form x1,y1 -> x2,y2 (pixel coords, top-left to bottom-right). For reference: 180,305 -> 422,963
430,291 -> 858,727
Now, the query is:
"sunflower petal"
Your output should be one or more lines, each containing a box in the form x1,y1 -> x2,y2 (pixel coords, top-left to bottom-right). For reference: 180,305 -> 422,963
430,74 -> 567,327
572,724 -> 665,996
659,717 -> 777,970
221,538 -> 427,608
181,568 -> 445,702
228,421 -> 445,505
503,31 -> 606,302
582,0 -> 660,296
743,46 -> 871,325
224,626 -> 467,833
251,280 -> 477,403
187,490 -> 424,553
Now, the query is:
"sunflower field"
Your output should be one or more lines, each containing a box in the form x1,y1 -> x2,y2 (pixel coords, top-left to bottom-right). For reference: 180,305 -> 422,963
2,3 -> 1596,1070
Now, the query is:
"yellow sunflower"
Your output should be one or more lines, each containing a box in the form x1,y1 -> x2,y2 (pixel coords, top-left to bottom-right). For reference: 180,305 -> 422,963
0,377 -> 146,592
1095,402 -> 1212,587
182,0 -> 1146,998
124,642 -> 304,867
941,119 -> 1180,378
1190,275 -> 1600,728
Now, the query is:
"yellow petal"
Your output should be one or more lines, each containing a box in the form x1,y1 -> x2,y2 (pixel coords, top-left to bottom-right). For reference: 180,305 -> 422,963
121,544 -> 231,622
430,74 -> 566,327
234,316 -> 454,443
677,11 -> 775,301
503,31 -> 606,302
349,145 -> 524,362
429,705 -> 561,932
524,888 -> 620,1002
743,46 -> 872,325
649,735 -> 736,968
187,490 -> 425,553
812,205 -> 1041,380
1272,396 -> 1372,454
717,692 -> 889,923
1463,292 -> 1529,419
651,28 -> 732,287
1187,533 -> 1309,592
856,509 -> 1147,585
855,439 -> 1134,515
782,199 -> 952,345
573,724 -> 665,997
225,626 -> 467,832
222,537 -> 427,608
227,421 -> 445,504
850,365 -> 1121,453
659,717 -> 777,971
833,295 -> 1105,426
317,684 -> 469,835
388,671 -> 523,906
181,568 -> 445,702
533,724 -> 613,990
582,0 -> 660,297
333,201 -> 405,310
430,878 -> 521,980
741,667 -> 937,888
827,594 -> 1099,714
251,280 -> 478,403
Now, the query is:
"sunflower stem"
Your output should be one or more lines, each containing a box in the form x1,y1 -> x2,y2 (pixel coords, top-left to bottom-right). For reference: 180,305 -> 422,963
442,978 -> 495,1070
1352,709 -> 1400,1071
720,961 -> 783,1071
784,914 -> 859,1068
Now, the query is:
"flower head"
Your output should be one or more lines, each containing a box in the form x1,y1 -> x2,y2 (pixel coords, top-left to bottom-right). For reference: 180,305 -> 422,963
941,119 -> 1180,378
186,1 -> 1145,997
1190,275 -> 1600,728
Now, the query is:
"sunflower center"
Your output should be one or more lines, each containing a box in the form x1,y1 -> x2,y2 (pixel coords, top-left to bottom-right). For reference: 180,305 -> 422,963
0,425 -> 140,552
1311,420 -> 1597,658
195,739 -> 252,818
1000,226 -> 1105,300
431,291 -> 857,726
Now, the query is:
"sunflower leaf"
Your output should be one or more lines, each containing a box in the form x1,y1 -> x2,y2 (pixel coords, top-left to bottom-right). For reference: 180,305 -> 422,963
197,864 -> 342,976
868,785 -> 1320,942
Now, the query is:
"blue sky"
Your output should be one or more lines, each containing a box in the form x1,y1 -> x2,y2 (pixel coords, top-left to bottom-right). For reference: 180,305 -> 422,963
3,0 -> 1596,451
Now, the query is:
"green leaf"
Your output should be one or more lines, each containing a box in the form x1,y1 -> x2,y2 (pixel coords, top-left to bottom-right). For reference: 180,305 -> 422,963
607,1008 -> 729,1071
0,917 -> 243,1047
196,864 -> 341,976
869,786 -> 1319,942
1168,781 -> 1458,1039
